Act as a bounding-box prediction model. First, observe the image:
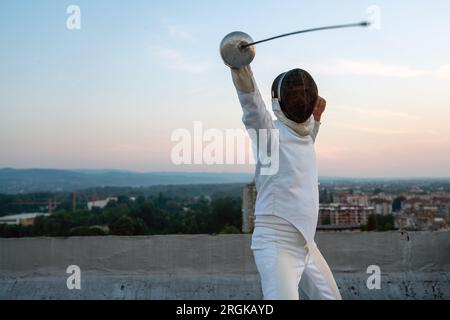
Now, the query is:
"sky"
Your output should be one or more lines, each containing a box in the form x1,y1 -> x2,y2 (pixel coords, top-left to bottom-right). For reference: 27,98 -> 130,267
0,0 -> 449,177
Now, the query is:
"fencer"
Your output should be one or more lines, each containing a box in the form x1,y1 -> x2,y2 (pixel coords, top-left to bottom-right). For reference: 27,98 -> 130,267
229,65 -> 342,300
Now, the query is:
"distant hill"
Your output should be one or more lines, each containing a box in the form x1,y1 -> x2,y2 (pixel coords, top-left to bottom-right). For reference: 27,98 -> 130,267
1,168 -> 449,195
0,168 -> 253,194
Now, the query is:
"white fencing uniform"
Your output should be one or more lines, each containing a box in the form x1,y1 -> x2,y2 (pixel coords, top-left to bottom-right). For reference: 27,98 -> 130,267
230,66 -> 341,300
251,215 -> 341,300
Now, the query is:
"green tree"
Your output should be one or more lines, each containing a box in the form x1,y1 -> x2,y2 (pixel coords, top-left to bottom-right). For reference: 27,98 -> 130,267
133,201 -> 168,234
219,225 -> 241,234
211,197 -> 241,233
321,216 -> 331,225
373,188 -> 383,195
69,226 -> 106,236
109,215 -> 149,235
364,214 -> 377,231
133,217 -> 149,235
0,224 -> 33,238
375,214 -> 396,231
109,216 -> 136,235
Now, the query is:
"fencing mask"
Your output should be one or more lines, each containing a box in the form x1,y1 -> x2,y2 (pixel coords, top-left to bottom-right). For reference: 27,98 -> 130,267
271,68 -> 318,124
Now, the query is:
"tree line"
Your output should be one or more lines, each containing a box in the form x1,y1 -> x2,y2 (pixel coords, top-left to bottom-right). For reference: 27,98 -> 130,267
0,194 -> 243,238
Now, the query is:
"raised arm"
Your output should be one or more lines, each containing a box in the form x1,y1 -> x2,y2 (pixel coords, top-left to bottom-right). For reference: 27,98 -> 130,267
310,96 -> 326,142
230,65 -> 274,131
309,121 -> 321,142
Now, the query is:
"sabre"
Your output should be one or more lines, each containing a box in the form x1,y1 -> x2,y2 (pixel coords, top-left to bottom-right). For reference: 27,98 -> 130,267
220,21 -> 371,68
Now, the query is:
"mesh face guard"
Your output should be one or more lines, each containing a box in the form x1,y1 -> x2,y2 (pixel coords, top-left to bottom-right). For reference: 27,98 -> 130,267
271,68 -> 318,124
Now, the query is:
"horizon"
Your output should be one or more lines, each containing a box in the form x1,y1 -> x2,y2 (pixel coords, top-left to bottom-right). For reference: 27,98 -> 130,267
1,167 -> 450,180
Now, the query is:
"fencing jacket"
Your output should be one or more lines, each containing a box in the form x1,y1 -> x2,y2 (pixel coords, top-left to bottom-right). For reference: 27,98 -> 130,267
231,66 -> 321,249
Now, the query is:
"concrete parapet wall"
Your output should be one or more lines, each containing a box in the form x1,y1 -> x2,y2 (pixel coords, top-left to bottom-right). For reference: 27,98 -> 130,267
1,231 -> 449,299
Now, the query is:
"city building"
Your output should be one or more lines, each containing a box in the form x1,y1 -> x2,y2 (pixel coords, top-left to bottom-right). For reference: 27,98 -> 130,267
430,194 -> 450,221
393,193 -> 449,231
241,182 -> 448,232
346,195 -> 369,206
87,197 -> 118,211
332,192 -> 349,204
370,198 -> 393,215
319,204 -> 375,227
241,181 -> 256,233
396,205 -> 440,231
0,213 -> 49,226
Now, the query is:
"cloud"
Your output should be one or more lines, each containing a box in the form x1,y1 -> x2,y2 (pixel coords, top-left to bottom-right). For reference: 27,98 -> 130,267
153,46 -> 210,74
347,126 -> 441,136
259,56 -> 450,80
332,105 -> 420,121
425,129 -> 440,135
349,126 -> 411,135
153,17 -> 208,74
352,107 -> 420,120
158,16 -> 196,42
167,25 -> 195,42
316,145 -> 352,159
257,48 -> 450,82
185,86 -> 227,97
111,143 -> 149,153
313,59 -> 450,80
313,59 -> 426,78
436,64 -> 450,79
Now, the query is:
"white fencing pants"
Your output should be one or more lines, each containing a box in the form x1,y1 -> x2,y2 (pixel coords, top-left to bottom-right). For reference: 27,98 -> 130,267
251,215 -> 342,300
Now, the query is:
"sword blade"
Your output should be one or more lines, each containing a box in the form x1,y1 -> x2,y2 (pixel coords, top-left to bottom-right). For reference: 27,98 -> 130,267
241,21 -> 370,48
